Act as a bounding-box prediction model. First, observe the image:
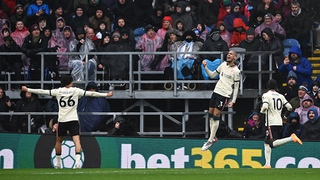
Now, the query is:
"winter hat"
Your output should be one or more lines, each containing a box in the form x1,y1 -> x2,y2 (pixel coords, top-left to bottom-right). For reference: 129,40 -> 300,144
144,24 -> 155,32
63,26 -> 71,31
246,27 -> 255,35
112,31 -> 120,37
298,85 -> 308,92
223,0 -> 232,6
287,70 -> 297,81
15,4 -> 23,10
29,24 -> 39,32
264,13 -> 273,20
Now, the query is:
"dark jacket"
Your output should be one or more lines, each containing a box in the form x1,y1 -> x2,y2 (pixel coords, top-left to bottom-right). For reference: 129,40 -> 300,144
282,112 -> 303,138
78,92 -> 111,132
258,27 -> 284,68
197,0 -> 220,28
301,107 -> 320,140
200,36 -> 229,61
278,45 -> 313,88
285,8 -> 312,42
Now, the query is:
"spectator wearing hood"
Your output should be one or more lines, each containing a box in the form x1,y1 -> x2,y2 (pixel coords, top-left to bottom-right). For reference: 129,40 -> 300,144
256,0 -> 276,17
311,81 -> 319,100
273,10 -> 286,29
258,27 -> 284,72
217,21 -> 231,47
218,0 -> 233,22
170,1 -> 193,31
243,110 -> 265,139
200,28 -> 229,61
197,0 -> 220,29
280,70 -> 299,102
294,93 -> 320,125
195,22 -> 210,42
68,5 -> 89,34
78,82 -> 111,132
282,112 -> 303,138
278,45 -> 313,88
254,13 -> 286,41
231,18 -> 249,47
157,16 -> 173,40
224,2 -> 249,33
301,107 -> 320,140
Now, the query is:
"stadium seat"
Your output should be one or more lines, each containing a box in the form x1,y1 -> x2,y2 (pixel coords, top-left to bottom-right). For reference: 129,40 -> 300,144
282,38 -> 300,56
134,27 -> 145,42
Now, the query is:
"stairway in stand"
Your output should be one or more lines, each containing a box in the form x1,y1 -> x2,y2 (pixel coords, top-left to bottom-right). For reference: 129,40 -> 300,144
310,49 -> 320,80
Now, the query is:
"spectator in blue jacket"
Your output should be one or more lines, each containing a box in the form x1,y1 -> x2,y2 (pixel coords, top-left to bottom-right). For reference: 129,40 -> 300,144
278,45 -> 313,89
78,82 -> 111,132
282,112 -> 303,138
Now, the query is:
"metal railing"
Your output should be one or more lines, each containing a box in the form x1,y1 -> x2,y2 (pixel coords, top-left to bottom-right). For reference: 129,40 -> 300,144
0,50 -> 275,136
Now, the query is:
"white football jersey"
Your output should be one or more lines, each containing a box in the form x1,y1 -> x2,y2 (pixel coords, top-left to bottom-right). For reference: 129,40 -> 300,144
28,87 -> 108,122
260,90 -> 292,126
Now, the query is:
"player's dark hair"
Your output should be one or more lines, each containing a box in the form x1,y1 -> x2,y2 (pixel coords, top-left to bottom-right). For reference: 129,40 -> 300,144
60,75 -> 73,87
267,79 -> 277,90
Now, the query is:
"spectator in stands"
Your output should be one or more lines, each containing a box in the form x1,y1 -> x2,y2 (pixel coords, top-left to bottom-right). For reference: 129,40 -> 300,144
239,27 -> 260,52
120,28 -> 135,50
311,81 -> 319,99
147,4 -> 165,32
68,6 -> 89,34
100,31 -> 133,90
224,2 -> 249,33
282,112 -> 303,138
285,1 -> 312,57
286,85 -> 309,116
249,11 -> 264,29
152,29 -> 182,72
49,5 -> 66,30
243,110 -> 265,139
133,0 -> 154,29
0,87 -> 15,132
38,16 -> 47,32
278,45 -> 313,88
195,22 -> 210,42
314,89 -> 320,109
170,1 -> 193,31
256,0 -> 276,16
87,0 -> 113,22
21,24 -> 58,81
0,26 -> 12,46
273,10 -> 286,29
108,116 -> 139,136
135,24 -> 163,71
200,28 -> 229,62
114,0 -> 136,29
196,0 -> 220,30
113,17 -> 135,43
294,93 -> 320,125
157,16 -> 173,40
9,4 -> 27,32
218,0 -> 232,22
175,19 -> 185,35
13,90 -> 44,132
78,82 -> 111,132
258,27 -> 284,84
11,20 -> 29,47
68,27 -> 97,84
254,13 -> 286,41
27,0 -> 50,26
0,36 -> 23,89
217,21 -> 231,47
275,0 -> 293,21
280,70 -> 298,102
51,17 -> 66,46
301,107 -> 320,140
95,22 -> 108,40
88,7 -> 112,33
231,18 -> 249,47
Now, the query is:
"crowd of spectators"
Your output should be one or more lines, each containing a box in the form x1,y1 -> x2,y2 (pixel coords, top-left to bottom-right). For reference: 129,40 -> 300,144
0,0 -> 320,138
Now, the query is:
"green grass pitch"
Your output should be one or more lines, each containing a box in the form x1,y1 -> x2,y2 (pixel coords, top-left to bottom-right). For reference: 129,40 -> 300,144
1,168 -> 320,180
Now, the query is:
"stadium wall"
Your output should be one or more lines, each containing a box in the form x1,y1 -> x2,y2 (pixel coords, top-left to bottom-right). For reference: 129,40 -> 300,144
0,133 -> 319,169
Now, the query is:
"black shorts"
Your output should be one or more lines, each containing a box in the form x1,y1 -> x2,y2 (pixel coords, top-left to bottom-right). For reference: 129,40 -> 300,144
209,92 -> 228,111
58,121 -> 80,137
265,126 -> 282,143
